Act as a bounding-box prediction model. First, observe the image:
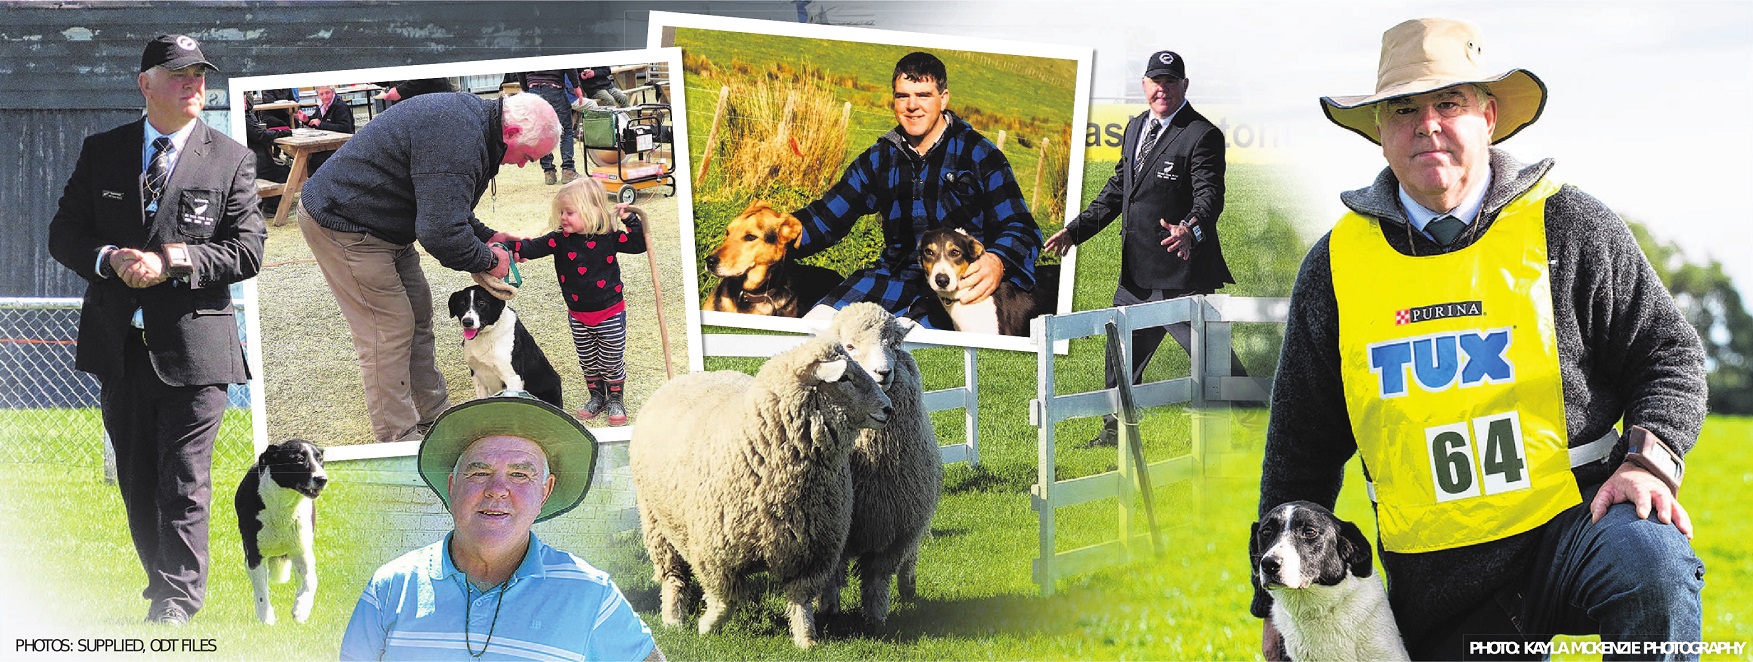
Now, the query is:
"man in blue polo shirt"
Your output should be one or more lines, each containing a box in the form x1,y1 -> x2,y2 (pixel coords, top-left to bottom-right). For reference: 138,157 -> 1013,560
341,392 -> 661,661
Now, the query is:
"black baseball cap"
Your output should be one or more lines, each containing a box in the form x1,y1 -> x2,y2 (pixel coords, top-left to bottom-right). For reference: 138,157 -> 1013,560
140,34 -> 218,73
1143,50 -> 1185,80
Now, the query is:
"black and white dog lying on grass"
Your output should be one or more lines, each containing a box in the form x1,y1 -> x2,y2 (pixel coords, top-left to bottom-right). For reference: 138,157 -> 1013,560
1251,500 -> 1408,661
235,438 -> 327,624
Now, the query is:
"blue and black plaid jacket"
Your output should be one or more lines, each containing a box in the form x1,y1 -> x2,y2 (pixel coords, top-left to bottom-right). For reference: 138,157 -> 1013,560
792,112 -> 1041,326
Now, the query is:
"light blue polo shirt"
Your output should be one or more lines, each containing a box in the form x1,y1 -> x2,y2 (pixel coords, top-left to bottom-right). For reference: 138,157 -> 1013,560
340,532 -> 656,661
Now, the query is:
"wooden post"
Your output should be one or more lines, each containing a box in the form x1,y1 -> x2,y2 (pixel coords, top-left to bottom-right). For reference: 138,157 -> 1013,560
1031,137 -> 1049,213
643,222 -> 676,380
695,85 -> 731,182
995,129 -> 1007,151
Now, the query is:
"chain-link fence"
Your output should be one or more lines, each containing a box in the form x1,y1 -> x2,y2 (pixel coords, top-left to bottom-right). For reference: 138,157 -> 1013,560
0,296 -> 253,468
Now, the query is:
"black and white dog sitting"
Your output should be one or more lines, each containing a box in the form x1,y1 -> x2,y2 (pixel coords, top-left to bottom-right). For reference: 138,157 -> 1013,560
235,438 -> 328,624
447,285 -> 564,408
1251,500 -> 1408,661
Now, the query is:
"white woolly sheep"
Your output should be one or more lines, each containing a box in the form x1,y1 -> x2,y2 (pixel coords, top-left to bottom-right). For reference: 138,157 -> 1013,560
629,336 -> 894,648
817,302 -> 943,625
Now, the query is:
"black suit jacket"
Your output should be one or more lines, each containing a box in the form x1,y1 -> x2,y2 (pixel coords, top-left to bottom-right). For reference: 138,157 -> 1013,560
306,98 -> 355,133
48,118 -> 265,386
1064,103 -> 1233,291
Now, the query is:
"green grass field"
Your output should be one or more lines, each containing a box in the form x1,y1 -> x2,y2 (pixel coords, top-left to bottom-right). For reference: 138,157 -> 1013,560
10,158 -> 1746,659
0,409 -> 396,658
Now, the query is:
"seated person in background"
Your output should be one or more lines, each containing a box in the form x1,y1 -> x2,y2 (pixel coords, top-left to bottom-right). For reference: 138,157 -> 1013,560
244,95 -> 292,214
580,66 -> 630,108
293,85 -> 355,173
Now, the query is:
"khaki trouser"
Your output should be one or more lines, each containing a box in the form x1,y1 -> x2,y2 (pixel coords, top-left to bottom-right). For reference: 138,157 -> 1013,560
298,207 -> 449,443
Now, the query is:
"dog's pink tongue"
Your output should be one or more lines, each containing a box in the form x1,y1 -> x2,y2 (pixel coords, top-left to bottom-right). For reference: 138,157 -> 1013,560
463,328 -> 478,340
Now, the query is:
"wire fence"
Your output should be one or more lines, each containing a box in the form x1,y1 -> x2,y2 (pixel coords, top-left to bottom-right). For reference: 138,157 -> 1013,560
0,296 -> 253,467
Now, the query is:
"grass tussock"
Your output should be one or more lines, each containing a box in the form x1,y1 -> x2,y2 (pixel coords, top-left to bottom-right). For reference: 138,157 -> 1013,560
713,77 -> 850,202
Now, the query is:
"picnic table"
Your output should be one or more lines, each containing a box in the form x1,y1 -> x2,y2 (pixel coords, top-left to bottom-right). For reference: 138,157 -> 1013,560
267,128 -> 352,227
254,100 -> 302,128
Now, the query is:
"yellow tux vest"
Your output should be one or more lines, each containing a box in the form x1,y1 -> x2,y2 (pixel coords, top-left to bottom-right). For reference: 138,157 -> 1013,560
1330,177 -> 1578,553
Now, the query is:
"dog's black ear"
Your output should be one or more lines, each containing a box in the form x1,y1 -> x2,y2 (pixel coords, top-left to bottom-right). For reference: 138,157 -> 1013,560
448,289 -> 468,318
1338,519 -> 1374,578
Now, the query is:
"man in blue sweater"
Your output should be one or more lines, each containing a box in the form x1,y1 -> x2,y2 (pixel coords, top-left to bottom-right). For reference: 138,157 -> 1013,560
298,91 -> 559,444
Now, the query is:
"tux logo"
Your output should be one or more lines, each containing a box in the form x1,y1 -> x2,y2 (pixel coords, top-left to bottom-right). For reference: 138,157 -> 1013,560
1369,328 -> 1513,397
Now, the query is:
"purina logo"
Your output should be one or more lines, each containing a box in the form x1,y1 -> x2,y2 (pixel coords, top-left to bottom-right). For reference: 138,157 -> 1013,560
1159,52 -> 1175,65
1395,300 -> 1483,326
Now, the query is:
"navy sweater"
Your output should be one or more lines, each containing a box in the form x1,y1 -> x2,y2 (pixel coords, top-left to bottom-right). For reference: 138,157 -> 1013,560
301,92 -> 505,274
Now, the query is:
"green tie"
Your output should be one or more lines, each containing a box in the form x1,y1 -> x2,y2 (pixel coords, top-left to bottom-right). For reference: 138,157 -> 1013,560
1427,215 -> 1465,246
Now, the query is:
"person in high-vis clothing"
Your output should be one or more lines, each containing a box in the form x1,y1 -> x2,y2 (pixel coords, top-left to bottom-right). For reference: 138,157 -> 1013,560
1253,18 -> 1707,660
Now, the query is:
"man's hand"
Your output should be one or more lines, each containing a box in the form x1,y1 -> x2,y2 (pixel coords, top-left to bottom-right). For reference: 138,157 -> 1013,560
488,245 -> 512,279
959,252 -> 1005,304
1263,617 -> 1288,661
1160,218 -> 1193,261
1043,228 -> 1075,257
115,248 -> 167,288
486,231 -> 526,245
1591,462 -> 1693,538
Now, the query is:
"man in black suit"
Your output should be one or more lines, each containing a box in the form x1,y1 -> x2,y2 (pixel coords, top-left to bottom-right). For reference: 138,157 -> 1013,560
47,34 -> 265,625
1046,50 -> 1244,447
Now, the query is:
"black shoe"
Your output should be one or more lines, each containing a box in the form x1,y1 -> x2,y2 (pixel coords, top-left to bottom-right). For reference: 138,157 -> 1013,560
1081,426 -> 1118,449
146,602 -> 190,626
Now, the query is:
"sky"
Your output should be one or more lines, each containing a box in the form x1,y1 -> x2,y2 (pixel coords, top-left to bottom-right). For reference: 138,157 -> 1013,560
859,0 -> 1753,295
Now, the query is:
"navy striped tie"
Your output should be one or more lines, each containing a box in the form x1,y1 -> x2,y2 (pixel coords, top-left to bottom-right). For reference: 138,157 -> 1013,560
1134,119 -> 1163,175
144,136 -> 172,213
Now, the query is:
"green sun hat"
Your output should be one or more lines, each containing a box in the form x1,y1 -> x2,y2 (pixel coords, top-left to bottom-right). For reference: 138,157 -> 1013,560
417,390 -> 598,523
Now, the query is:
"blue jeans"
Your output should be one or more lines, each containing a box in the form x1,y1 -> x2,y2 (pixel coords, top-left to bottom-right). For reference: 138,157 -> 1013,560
529,84 -> 575,172
1417,485 -> 1705,661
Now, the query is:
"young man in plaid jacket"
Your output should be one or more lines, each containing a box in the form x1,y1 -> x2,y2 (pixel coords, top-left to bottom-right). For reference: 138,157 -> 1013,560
791,51 -> 1042,328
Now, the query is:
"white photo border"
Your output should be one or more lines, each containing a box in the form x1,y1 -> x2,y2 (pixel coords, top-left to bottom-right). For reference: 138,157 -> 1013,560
648,12 -> 1089,354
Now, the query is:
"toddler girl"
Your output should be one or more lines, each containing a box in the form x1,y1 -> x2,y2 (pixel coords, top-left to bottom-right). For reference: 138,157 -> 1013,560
513,177 -> 647,424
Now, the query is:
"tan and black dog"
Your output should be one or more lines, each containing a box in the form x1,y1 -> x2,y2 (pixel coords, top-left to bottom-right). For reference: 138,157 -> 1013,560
918,228 -> 1055,336
704,201 -> 840,317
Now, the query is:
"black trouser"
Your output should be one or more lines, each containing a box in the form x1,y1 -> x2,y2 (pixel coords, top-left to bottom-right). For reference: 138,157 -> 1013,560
101,330 -> 227,616
1101,282 -> 1248,430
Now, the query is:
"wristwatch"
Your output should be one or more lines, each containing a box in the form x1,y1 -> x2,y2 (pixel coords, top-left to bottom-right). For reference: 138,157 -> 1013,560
161,243 -> 195,280
1624,425 -> 1684,494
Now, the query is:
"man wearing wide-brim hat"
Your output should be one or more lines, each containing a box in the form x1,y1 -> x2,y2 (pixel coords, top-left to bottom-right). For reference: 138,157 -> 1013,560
1253,18 -> 1707,659
340,392 -> 663,661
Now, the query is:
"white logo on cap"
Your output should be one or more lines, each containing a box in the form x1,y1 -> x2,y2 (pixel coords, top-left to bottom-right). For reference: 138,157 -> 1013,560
176,36 -> 197,51
1160,53 -> 1175,65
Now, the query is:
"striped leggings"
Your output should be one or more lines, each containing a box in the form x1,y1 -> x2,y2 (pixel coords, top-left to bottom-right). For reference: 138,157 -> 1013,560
568,311 -> 627,382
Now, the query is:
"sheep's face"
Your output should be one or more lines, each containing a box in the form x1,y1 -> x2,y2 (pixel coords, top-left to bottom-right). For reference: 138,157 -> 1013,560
806,350 -> 894,431
827,304 -> 917,388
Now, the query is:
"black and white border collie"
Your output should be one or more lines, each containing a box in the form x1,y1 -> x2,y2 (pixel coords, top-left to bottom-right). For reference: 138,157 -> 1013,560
447,285 -> 564,408
235,438 -> 327,624
1251,500 -> 1408,661
918,228 -> 1050,337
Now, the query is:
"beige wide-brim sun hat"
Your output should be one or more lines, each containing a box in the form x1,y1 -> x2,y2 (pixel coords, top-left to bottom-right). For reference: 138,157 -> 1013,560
1322,18 -> 1547,145
417,391 -> 598,523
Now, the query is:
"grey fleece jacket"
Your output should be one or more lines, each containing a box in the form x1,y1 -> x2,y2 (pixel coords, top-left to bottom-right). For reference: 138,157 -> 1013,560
300,92 -> 505,274
1251,149 -> 1707,643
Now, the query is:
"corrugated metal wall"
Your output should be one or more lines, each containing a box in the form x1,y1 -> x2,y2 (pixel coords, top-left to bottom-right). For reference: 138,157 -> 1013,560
1,0 -> 798,297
